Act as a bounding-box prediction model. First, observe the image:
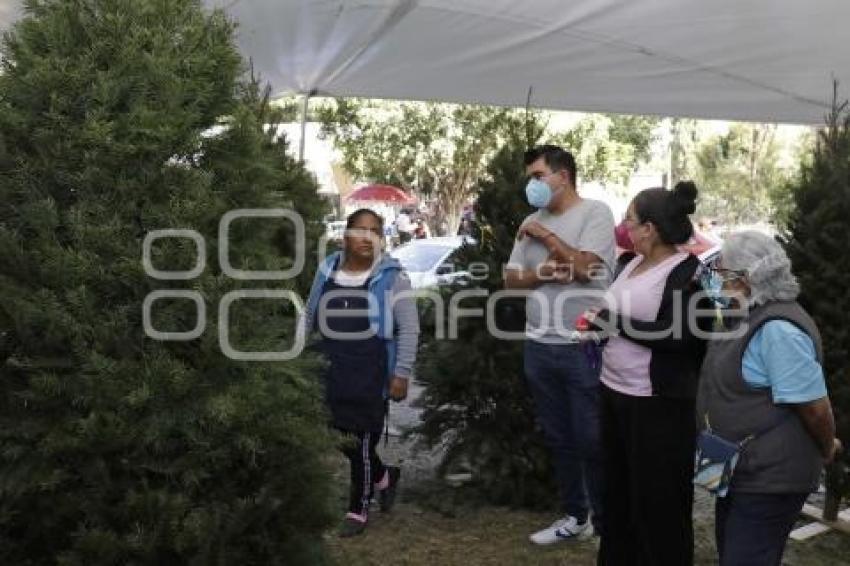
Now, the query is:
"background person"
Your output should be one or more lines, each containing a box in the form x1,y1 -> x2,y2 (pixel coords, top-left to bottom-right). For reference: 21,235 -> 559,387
395,208 -> 414,244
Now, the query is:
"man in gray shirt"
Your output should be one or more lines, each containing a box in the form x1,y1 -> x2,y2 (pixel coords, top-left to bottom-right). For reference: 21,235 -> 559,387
505,145 -> 615,544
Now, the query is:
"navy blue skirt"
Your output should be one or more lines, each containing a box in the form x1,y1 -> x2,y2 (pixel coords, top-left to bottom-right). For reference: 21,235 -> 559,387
319,277 -> 387,433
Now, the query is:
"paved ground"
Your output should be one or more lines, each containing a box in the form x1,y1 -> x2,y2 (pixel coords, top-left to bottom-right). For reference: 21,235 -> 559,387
383,379 -> 445,487
387,379 -> 426,436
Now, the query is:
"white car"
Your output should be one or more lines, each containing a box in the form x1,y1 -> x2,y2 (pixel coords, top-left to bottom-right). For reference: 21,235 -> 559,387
390,236 -> 477,289
325,220 -> 347,242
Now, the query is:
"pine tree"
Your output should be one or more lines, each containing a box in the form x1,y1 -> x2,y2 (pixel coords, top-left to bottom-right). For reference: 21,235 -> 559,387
412,123 -> 559,508
0,1 -> 335,563
783,91 -> 850,517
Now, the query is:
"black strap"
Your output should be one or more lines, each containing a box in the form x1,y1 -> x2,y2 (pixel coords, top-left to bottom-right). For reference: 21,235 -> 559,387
384,400 -> 389,448
704,408 -> 795,448
612,251 -> 637,281
741,409 -> 795,447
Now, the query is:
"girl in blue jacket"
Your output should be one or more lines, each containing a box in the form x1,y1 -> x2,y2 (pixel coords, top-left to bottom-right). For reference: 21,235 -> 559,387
303,209 -> 419,537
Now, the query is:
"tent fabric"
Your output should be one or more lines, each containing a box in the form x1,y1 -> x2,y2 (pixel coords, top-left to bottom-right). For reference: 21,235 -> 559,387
203,0 -> 849,124
2,1 -> 848,124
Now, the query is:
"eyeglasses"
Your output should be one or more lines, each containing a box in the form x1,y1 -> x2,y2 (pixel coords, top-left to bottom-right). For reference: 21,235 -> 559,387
711,267 -> 746,282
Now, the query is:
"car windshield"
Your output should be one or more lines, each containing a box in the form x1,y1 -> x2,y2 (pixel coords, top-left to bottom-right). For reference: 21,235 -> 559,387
391,243 -> 454,272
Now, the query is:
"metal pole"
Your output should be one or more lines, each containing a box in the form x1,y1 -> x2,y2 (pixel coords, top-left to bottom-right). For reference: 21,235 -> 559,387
668,119 -> 676,189
298,91 -> 312,163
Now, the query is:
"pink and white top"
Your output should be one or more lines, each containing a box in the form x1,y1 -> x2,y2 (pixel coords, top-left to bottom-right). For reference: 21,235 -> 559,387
600,252 -> 689,397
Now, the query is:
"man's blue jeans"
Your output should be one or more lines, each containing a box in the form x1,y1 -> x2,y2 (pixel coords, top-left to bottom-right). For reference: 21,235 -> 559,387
524,339 -> 604,528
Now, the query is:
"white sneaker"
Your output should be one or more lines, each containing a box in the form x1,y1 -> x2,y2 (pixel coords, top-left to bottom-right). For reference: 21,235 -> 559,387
529,515 -> 591,545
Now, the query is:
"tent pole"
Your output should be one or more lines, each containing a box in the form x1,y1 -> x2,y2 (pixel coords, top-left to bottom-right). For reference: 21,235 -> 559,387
299,89 -> 316,162
667,119 -> 676,189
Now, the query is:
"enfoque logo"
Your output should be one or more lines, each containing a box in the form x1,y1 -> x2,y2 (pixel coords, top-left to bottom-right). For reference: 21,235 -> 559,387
142,208 -> 747,361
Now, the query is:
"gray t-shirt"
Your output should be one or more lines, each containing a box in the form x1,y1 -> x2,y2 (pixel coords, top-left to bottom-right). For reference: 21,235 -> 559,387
507,198 -> 616,344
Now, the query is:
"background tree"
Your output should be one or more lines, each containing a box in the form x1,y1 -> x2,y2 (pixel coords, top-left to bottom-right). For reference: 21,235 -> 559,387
318,98 -> 528,234
319,100 -> 659,233
692,123 -> 799,225
554,114 -> 659,185
411,118 -> 561,508
0,1 -> 334,563
669,117 -> 702,186
782,93 -> 850,517
770,129 -> 816,230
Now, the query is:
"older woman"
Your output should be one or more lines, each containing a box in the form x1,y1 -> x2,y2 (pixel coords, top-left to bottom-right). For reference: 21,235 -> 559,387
697,231 -> 841,566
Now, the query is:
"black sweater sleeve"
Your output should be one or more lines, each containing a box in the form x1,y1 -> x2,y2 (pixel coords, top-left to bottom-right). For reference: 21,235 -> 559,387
596,255 -> 714,353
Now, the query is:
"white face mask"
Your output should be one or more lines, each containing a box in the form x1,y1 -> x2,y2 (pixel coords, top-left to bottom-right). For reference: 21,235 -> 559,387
525,176 -> 562,209
525,178 -> 551,208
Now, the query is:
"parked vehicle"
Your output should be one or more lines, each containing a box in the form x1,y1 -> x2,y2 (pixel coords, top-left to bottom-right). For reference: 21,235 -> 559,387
325,220 -> 346,243
390,236 -> 476,289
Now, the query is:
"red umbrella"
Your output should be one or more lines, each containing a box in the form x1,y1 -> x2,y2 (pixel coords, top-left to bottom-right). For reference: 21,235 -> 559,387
346,184 -> 416,205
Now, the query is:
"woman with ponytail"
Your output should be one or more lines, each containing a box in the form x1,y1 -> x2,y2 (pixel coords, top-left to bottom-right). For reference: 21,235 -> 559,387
587,182 -> 714,565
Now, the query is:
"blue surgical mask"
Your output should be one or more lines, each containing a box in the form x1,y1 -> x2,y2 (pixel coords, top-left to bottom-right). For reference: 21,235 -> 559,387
700,270 -> 732,308
525,178 -> 554,208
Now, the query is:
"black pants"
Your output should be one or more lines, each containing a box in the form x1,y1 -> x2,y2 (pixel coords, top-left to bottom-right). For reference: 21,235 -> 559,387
340,430 -> 386,516
715,491 -> 807,566
597,385 -> 696,566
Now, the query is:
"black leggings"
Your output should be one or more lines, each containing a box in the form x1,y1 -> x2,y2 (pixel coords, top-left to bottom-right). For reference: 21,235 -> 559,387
340,430 -> 386,516
597,385 -> 696,566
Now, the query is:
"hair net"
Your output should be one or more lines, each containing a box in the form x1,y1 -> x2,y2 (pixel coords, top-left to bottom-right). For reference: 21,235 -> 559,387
721,231 -> 799,305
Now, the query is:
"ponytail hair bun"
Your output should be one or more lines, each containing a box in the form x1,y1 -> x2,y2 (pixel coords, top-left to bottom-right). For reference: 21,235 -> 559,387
632,182 -> 698,246
671,181 -> 698,215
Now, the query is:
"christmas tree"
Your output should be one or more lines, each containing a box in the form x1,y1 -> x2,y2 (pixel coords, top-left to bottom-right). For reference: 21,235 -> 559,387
0,1 -> 334,563
783,89 -> 850,517
412,122 -> 559,508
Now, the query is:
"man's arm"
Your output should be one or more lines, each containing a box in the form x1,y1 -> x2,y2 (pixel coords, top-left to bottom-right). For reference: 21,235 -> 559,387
546,246 -> 603,283
504,267 -> 542,290
519,221 -> 603,282
504,253 -> 576,289
791,397 -> 839,462
505,223 -> 543,289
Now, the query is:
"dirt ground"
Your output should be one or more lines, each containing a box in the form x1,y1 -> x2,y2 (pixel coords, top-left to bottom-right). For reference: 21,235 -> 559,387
326,384 -> 850,565
327,499 -> 850,566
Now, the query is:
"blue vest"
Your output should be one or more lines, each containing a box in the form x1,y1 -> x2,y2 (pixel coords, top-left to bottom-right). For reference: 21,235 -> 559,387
304,252 -> 401,397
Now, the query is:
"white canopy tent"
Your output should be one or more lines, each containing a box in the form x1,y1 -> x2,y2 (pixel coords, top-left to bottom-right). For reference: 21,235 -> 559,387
208,0 -> 848,125
1,0 -> 848,124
